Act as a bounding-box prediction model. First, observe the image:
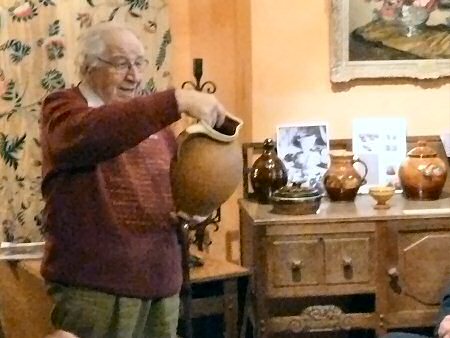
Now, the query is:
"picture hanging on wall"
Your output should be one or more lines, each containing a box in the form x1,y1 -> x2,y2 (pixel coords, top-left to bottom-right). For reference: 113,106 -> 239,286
330,0 -> 450,82
352,117 -> 407,193
276,123 -> 330,192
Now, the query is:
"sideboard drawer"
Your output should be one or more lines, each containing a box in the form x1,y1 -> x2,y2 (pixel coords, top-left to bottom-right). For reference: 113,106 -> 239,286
324,237 -> 372,285
268,239 -> 323,287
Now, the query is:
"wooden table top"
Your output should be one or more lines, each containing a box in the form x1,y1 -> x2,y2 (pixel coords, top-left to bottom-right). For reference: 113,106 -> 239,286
239,192 -> 450,225
19,255 -> 249,285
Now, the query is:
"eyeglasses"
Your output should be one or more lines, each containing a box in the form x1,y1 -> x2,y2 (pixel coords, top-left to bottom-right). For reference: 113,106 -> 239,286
96,56 -> 149,73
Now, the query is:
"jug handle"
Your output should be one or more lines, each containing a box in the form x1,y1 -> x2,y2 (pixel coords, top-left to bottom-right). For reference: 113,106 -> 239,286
353,158 -> 368,185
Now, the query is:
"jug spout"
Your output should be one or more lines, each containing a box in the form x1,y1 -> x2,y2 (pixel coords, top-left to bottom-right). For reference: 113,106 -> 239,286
183,114 -> 243,143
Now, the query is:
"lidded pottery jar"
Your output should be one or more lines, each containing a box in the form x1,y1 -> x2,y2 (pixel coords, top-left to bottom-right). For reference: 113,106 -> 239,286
398,141 -> 448,200
323,150 -> 368,202
250,138 -> 288,204
171,115 -> 243,217
270,185 -> 322,215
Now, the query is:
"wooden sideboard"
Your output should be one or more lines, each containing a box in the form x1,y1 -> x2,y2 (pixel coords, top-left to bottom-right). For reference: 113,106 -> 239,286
239,193 -> 450,337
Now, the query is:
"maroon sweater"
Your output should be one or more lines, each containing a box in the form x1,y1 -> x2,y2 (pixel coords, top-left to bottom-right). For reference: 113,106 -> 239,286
40,86 -> 183,299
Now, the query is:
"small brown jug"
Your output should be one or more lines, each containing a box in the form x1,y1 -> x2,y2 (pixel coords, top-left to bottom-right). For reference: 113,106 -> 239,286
323,150 -> 368,202
399,141 -> 448,200
250,138 -> 288,204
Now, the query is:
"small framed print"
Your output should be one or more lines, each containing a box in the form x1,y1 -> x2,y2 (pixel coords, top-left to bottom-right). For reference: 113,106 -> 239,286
276,123 -> 330,192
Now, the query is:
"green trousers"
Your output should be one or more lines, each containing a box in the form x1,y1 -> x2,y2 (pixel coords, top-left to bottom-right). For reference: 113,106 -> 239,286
48,284 -> 180,338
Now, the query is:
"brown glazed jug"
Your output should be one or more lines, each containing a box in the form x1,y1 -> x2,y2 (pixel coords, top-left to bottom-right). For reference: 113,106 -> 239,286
399,141 -> 448,200
171,115 -> 243,217
323,150 -> 368,202
250,138 -> 288,204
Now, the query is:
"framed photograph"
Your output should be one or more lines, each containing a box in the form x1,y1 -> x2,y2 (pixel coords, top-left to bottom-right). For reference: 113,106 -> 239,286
352,118 -> 407,193
330,0 -> 450,82
276,123 -> 330,191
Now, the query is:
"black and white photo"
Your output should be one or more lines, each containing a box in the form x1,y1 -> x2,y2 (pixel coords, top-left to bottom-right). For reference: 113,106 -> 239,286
277,123 -> 329,191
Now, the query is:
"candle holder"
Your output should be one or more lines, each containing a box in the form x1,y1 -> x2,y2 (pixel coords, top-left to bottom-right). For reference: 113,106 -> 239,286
181,58 -> 217,93
179,61 -> 221,338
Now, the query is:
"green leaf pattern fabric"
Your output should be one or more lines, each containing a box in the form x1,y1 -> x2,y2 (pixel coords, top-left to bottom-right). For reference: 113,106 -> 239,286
0,0 -> 171,243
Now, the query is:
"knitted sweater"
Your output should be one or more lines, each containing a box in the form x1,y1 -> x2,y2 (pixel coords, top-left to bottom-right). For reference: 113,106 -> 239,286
40,86 -> 182,298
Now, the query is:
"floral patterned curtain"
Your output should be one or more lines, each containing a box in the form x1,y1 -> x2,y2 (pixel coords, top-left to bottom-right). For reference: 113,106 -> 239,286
0,0 -> 172,243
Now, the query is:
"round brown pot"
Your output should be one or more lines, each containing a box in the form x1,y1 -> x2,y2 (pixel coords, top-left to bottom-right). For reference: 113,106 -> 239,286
171,115 -> 243,217
399,141 -> 448,200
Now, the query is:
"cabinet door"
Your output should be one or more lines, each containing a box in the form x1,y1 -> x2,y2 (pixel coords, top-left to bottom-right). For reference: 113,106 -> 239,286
324,237 -> 372,285
381,219 -> 450,328
399,232 -> 450,305
268,239 -> 323,287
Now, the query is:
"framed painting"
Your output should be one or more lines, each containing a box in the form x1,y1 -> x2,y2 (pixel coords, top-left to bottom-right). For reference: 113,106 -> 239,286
330,0 -> 450,82
276,123 -> 330,192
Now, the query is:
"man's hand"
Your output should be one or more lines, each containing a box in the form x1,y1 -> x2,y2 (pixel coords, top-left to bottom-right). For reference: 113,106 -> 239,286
174,89 -> 227,128
438,315 -> 450,338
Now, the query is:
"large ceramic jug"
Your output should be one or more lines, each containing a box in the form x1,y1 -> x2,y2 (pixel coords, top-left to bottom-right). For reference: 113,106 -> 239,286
171,115 -> 243,217
399,141 -> 448,200
323,150 -> 368,202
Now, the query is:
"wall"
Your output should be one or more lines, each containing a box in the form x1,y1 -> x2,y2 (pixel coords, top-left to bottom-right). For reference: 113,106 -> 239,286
170,0 -> 450,261
251,0 -> 450,141
169,0 -> 252,260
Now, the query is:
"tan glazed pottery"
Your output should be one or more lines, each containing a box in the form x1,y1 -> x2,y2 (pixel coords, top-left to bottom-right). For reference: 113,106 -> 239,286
171,115 -> 244,217
399,141 -> 448,200
369,186 -> 395,209
323,150 -> 368,202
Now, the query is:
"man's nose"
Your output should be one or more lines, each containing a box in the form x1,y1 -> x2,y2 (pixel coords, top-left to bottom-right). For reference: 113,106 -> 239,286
125,64 -> 140,80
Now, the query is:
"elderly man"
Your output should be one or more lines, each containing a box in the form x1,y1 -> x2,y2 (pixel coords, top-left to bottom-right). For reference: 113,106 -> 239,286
40,22 -> 228,338
383,284 -> 450,338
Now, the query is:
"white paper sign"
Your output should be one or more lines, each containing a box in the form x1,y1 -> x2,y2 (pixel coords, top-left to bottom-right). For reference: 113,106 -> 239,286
352,118 -> 407,194
440,131 -> 450,157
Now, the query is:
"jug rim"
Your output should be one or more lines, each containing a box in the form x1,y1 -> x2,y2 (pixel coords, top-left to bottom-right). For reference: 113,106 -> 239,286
184,115 -> 243,143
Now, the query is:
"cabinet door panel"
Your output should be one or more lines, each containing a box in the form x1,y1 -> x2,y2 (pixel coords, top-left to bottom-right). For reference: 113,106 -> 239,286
268,239 -> 323,287
400,232 -> 450,305
324,237 -> 371,285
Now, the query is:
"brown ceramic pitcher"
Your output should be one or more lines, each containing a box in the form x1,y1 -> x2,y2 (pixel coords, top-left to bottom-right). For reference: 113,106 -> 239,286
323,150 -> 368,202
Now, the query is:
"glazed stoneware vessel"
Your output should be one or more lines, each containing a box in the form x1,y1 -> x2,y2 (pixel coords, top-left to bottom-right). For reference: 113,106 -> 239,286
250,138 -> 288,204
171,115 -> 243,217
399,141 -> 448,200
323,150 -> 368,202
270,185 -> 322,215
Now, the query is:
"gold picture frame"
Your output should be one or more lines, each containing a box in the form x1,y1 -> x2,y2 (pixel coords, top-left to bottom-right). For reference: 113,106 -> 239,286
330,0 -> 450,82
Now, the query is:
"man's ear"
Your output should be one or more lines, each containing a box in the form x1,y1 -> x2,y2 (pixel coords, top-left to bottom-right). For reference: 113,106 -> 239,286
80,62 -> 93,75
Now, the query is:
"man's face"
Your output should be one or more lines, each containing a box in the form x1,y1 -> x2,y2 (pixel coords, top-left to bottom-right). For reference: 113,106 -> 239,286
85,30 -> 146,103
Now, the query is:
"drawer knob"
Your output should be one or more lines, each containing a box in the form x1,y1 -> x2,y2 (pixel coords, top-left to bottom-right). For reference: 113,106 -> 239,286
291,260 -> 303,270
387,267 -> 402,293
342,256 -> 353,268
387,267 -> 399,279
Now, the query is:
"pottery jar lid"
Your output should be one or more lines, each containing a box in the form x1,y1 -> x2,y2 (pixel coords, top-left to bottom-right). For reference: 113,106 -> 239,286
329,149 -> 354,158
273,185 -> 321,199
407,140 -> 437,158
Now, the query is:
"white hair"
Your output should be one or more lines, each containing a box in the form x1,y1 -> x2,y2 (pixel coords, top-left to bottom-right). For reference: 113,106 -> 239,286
76,22 -> 142,78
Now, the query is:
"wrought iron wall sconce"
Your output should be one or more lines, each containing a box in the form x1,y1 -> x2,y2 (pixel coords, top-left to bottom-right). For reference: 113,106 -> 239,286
179,58 -> 221,338
181,58 -> 217,93
179,58 -> 221,266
